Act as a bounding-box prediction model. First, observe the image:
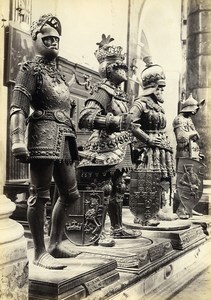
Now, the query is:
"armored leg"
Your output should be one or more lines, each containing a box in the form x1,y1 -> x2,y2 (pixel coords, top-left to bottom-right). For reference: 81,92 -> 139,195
48,162 -> 80,258
28,160 -> 66,269
108,170 -> 140,238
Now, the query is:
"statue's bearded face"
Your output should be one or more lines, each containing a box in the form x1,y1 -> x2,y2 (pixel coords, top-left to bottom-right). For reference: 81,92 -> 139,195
153,85 -> 165,103
33,25 -> 60,60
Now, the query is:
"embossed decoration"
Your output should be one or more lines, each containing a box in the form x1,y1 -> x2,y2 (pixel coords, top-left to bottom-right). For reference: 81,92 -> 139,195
129,171 -> 161,225
176,157 -> 206,217
65,190 -> 104,245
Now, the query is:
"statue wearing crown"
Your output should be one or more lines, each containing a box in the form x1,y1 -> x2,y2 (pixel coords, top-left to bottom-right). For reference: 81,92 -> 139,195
78,34 -> 139,246
173,94 -> 206,218
129,57 -> 176,226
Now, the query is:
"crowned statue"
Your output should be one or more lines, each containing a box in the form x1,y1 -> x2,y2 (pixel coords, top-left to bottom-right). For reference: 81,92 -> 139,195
78,34 -> 139,246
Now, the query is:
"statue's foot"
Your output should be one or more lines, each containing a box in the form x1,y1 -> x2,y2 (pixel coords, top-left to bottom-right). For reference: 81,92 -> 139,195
176,210 -> 189,219
111,227 -> 141,239
48,244 -> 81,258
134,217 -> 141,224
97,232 -> 115,247
145,219 -> 160,226
192,209 -> 203,216
33,252 -> 66,270
158,210 -> 178,221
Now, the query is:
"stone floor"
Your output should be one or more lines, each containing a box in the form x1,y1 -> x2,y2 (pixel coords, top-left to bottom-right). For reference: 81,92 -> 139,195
171,266 -> 211,300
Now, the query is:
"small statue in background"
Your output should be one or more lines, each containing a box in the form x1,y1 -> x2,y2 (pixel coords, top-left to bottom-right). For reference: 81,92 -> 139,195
129,57 -> 176,226
10,14 -> 80,269
78,34 -> 139,245
173,94 -> 206,218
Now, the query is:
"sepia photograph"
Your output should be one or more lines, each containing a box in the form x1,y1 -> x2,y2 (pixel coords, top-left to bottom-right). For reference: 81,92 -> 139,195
0,0 -> 211,299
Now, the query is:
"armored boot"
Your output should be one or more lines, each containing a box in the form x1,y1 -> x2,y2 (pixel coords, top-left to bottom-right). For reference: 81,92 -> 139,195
176,203 -> 189,219
27,188 -> 66,270
108,196 -> 141,239
97,181 -> 116,247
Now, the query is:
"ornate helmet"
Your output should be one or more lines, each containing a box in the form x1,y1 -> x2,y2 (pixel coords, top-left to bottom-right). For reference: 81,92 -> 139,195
94,34 -> 127,78
141,56 -> 166,96
180,94 -> 205,113
30,14 -> 61,60
30,14 -> 61,40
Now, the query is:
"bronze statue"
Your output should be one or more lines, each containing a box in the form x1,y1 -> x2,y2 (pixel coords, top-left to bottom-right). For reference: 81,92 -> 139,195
173,94 -> 205,218
129,57 -> 176,225
78,34 -> 139,246
10,14 -> 80,269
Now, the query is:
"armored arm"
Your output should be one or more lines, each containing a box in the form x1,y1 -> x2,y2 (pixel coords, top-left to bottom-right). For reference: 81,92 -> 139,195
10,63 -> 35,162
78,88 -> 131,134
130,99 -> 161,146
173,115 -> 199,147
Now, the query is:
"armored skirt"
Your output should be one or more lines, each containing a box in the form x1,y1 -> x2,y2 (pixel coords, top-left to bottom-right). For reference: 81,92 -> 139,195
130,96 -> 175,178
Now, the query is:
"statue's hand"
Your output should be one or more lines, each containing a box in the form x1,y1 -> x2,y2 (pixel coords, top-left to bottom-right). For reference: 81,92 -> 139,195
119,113 -> 133,131
148,136 -> 162,146
191,184 -> 198,190
12,143 -> 29,163
191,131 -> 200,141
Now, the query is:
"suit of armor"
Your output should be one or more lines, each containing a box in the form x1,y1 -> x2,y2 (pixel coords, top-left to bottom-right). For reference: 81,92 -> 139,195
129,57 -> 175,225
130,96 -> 174,177
10,14 -> 80,269
173,94 -> 205,218
78,35 -> 138,245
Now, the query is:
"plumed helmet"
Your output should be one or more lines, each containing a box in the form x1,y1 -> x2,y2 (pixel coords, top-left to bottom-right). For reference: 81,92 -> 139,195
94,34 -> 127,78
180,94 -> 205,113
30,14 -> 61,40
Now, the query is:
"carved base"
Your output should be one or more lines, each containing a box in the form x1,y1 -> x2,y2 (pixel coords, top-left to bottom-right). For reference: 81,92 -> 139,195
28,252 -> 119,300
191,215 -> 211,236
122,207 -> 206,250
64,237 -> 175,274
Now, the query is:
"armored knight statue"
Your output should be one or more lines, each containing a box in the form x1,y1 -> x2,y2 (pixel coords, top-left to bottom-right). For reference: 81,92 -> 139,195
173,94 -> 206,218
129,57 -> 176,226
10,14 -> 80,269
78,34 -> 139,246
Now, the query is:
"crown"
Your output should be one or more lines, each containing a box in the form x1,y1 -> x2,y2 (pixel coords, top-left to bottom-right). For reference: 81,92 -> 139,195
31,14 -> 61,40
141,56 -> 166,89
94,34 -> 126,64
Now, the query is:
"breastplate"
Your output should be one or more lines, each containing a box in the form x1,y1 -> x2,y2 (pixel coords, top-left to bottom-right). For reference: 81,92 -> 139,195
139,99 -> 166,131
109,97 -> 129,115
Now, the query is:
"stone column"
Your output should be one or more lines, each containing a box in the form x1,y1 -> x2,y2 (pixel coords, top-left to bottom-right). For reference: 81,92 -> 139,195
0,194 -> 28,299
186,0 -> 211,178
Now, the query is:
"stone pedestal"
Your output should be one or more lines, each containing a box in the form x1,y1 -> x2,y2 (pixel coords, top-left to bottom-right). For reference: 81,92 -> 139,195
123,207 -> 206,250
0,194 -> 28,299
28,251 -> 119,300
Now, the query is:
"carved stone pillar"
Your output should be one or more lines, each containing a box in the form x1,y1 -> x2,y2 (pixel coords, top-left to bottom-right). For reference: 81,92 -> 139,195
186,0 -> 211,178
0,194 -> 28,299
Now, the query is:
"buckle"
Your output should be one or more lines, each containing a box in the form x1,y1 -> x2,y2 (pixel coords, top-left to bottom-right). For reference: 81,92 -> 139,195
32,110 -> 45,119
54,110 -> 67,123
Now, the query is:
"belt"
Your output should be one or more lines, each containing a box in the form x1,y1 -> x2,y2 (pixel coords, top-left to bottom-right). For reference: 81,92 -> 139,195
27,110 -> 74,128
